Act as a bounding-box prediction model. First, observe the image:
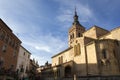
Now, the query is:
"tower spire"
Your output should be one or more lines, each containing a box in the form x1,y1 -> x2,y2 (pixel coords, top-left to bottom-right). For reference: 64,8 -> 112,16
75,6 -> 77,16
73,7 -> 80,25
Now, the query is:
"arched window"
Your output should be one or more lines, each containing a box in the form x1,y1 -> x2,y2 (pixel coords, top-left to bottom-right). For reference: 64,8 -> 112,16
74,43 -> 81,56
74,45 -> 77,56
58,56 -> 63,64
78,33 -> 81,37
78,32 -> 82,37
102,49 -> 107,59
72,33 -> 74,38
77,43 -> 81,55
70,33 -> 74,39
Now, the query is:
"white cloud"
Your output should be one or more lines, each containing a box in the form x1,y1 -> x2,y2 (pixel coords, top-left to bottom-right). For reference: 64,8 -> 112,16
0,0 -> 45,34
56,0 -> 96,24
35,46 -> 51,53
57,9 -> 73,22
21,33 -> 67,54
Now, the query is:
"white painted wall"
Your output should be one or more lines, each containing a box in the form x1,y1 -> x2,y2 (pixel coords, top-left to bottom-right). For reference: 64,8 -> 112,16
16,45 -> 31,78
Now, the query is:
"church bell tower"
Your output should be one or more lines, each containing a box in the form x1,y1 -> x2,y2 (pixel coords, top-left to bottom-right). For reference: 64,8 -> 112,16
68,8 -> 85,47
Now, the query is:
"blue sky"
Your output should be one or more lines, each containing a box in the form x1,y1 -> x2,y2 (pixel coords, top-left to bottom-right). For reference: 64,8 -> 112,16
0,0 -> 120,65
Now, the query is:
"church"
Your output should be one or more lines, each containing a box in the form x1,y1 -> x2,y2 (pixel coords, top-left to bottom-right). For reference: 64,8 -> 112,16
41,9 -> 120,79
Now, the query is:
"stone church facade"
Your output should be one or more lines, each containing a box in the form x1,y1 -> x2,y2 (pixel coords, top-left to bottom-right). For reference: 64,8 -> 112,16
41,10 -> 120,79
52,11 -> 120,77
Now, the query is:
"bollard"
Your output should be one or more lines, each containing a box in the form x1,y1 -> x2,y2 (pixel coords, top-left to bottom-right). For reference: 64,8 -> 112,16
74,74 -> 76,80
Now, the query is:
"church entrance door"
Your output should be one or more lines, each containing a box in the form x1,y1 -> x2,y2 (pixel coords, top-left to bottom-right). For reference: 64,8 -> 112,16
64,65 -> 72,77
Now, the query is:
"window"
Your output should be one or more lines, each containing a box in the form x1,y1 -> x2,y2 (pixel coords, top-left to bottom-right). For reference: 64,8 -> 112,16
9,37 -> 12,45
58,56 -> 63,64
70,33 -> 74,39
61,56 -> 63,64
76,40 -> 78,43
0,57 -> 4,67
115,40 -> 119,46
21,65 -> 23,68
74,43 -> 81,56
15,43 -> 18,49
13,50 -> 17,57
74,45 -> 77,56
0,32 -> 5,40
78,33 -> 81,37
12,41 -> 15,48
10,65 -> 14,69
77,43 -> 81,55
58,57 -> 60,64
26,66 -> 28,73
113,50 -> 116,58
2,44 -> 7,53
5,35 -> 9,43
24,52 -> 25,55
72,33 -> 74,38
20,65 -> 24,72
102,49 -> 107,59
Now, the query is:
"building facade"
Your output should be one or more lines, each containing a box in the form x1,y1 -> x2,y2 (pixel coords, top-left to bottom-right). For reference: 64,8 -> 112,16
0,19 -> 21,72
16,45 -> 31,79
29,59 -> 39,80
50,10 -> 120,79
